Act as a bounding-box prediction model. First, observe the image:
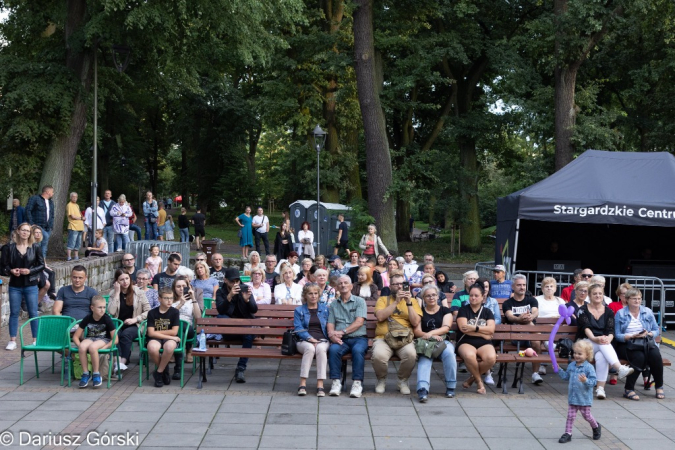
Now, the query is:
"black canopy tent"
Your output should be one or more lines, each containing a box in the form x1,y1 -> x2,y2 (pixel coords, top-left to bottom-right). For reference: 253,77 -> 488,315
495,150 -> 675,276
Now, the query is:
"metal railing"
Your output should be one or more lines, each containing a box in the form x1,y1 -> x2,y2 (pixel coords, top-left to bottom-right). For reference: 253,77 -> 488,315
475,261 -> 496,280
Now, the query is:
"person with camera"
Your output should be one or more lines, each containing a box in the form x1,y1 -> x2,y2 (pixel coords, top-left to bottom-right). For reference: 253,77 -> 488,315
294,283 -> 330,396
614,287 -> 664,400
372,273 -> 422,395
215,267 -> 257,383
169,276 -> 201,377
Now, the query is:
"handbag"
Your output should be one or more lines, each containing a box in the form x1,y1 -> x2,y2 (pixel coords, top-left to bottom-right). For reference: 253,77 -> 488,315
625,335 -> 657,372
384,317 -> 414,350
414,337 -> 447,359
557,338 -> 574,360
281,329 -> 306,356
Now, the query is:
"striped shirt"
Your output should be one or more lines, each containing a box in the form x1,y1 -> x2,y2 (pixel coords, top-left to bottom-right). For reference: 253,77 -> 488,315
328,294 -> 367,337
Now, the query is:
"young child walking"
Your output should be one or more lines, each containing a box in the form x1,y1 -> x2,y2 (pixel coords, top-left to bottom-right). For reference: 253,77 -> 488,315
73,295 -> 117,388
146,287 -> 181,387
558,339 -> 601,443
145,245 -> 162,278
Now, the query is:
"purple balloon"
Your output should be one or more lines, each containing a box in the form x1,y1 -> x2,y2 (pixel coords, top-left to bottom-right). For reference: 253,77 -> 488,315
550,305 -> 575,372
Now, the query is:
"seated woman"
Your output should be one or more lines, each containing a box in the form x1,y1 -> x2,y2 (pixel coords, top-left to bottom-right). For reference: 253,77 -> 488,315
293,283 -> 330,396
344,251 -> 360,270
136,269 -> 159,309
314,269 -> 335,305
170,276 -> 202,373
243,251 -> 261,276
607,283 -> 633,385
536,277 -> 566,319
351,266 -> 378,302
314,254 -> 327,270
192,261 -> 219,301
577,283 -> 634,399
247,267 -> 272,305
295,258 -> 314,284
107,269 -> 150,371
476,277 -> 500,325
413,284 -> 457,401
435,271 -> 455,294
375,254 -> 389,288
566,281 -> 589,325
416,274 -> 448,307
614,287 -> 665,400
455,283 -> 497,395
274,266 -> 303,305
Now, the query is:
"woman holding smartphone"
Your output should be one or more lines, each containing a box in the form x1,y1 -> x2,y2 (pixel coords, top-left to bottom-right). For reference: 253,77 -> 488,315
293,283 -> 330,396
171,276 -> 201,375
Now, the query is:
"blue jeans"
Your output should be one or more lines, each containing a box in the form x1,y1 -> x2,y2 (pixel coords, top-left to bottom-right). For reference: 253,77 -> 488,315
129,224 -> 142,241
9,285 -> 39,338
416,341 -> 457,391
115,233 -> 130,251
180,228 -> 189,242
217,314 -> 255,370
40,228 -> 50,259
328,336 -> 368,381
144,219 -> 158,240
103,225 -> 115,252
66,230 -> 83,251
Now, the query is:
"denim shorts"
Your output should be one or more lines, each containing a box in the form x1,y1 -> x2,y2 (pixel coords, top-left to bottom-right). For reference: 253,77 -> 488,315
157,224 -> 166,236
67,230 -> 83,250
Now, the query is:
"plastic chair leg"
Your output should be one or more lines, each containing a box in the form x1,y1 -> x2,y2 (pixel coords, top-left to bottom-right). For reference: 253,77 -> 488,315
20,356 -> 24,386
52,352 -> 55,373
34,352 -> 39,379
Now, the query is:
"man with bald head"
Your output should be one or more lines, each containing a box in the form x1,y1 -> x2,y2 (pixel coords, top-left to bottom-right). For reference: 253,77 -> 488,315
327,275 -> 368,398
209,253 -> 226,287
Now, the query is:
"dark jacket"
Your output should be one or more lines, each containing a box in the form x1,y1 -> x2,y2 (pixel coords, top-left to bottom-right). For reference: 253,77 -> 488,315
215,284 -> 258,318
347,266 -> 383,291
0,242 -> 45,287
274,231 -> 293,262
351,282 -> 378,302
435,271 -> 455,293
9,206 -> 26,232
576,304 -> 615,341
25,195 -> 54,231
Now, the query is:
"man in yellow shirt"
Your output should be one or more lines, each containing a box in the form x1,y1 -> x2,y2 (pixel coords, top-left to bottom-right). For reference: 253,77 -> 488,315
157,202 -> 167,241
66,192 -> 84,261
372,273 -> 422,395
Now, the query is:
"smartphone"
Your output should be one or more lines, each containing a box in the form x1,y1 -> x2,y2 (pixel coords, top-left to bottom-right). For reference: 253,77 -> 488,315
402,281 -> 410,291
240,284 -> 249,293
183,286 -> 190,296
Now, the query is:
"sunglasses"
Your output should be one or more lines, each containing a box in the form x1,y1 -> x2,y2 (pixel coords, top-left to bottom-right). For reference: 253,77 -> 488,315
581,274 -> 593,278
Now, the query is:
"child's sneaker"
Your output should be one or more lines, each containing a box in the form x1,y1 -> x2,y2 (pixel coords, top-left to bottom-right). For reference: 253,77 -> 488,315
92,373 -> 102,388
79,373 -> 91,388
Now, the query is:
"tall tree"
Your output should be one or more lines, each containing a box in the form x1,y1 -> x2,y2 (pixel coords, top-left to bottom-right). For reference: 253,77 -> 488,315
353,0 -> 396,252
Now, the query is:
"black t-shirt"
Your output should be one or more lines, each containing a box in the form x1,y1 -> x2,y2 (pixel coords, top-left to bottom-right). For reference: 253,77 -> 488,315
146,306 -> 180,333
338,221 -> 349,242
118,293 -> 134,322
421,306 -> 452,334
152,272 -> 176,290
210,267 -> 227,287
178,214 -> 190,229
192,213 -> 206,230
79,313 -> 115,339
307,308 -> 324,340
118,267 -> 137,283
502,295 -> 539,324
456,304 -> 495,342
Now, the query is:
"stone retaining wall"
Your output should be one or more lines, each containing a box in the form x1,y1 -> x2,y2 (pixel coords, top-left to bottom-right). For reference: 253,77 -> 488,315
1,254 -> 246,327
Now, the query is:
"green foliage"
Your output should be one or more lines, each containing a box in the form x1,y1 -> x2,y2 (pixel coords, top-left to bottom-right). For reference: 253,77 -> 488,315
344,198 -> 375,251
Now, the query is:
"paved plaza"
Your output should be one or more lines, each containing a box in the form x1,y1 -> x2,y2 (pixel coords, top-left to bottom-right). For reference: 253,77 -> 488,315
0,330 -> 674,450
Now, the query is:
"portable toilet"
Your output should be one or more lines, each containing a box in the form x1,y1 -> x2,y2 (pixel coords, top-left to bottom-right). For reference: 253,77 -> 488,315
306,202 -> 352,255
289,200 -> 314,240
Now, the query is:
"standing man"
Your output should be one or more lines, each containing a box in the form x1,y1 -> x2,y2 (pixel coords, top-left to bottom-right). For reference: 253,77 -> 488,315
8,198 -> 26,236
84,196 -> 105,247
66,192 -> 84,261
156,202 -> 167,241
191,207 -> 206,250
99,190 -> 116,252
327,275 -> 369,398
333,213 -> 349,257
26,185 -> 55,259
372,273 -> 422,395
503,274 -> 543,385
490,265 -> 512,300
251,207 -> 270,256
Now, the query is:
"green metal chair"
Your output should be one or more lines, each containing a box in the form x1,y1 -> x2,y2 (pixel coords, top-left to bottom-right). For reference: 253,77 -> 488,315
137,319 -> 190,387
64,318 -> 124,388
19,315 -> 76,386
202,297 -> 213,317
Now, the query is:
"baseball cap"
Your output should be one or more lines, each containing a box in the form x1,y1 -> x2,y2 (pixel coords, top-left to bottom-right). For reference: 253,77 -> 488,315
493,265 -> 506,272
328,255 -> 340,262
225,267 -> 241,281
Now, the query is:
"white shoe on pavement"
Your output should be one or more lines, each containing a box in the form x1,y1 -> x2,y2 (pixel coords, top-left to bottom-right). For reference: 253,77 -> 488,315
329,379 -> 342,396
350,381 -> 363,398
538,364 -> 547,375
5,341 -> 17,351
375,378 -> 386,394
484,372 -> 495,386
596,386 -> 606,399
532,372 -> 543,385
398,378 -> 411,395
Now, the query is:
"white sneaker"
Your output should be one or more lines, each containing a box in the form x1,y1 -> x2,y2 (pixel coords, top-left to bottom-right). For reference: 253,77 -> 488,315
532,372 -> 543,385
5,341 -> 17,351
350,381 -> 363,398
118,362 -> 128,371
617,365 -> 634,380
596,386 -> 606,399
397,378 -> 411,395
538,364 -> 547,375
375,378 -> 386,394
484,372 -> 495,386
329,379 -> 342,396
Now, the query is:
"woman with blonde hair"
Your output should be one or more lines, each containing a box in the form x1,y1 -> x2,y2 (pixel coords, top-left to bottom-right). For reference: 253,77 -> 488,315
192,260 -> 219,300
243,251 -> 261,276
351,266 -> 378,302
358,224 -> 390,258
273,265 -> 302,305
246,267 -> 272,304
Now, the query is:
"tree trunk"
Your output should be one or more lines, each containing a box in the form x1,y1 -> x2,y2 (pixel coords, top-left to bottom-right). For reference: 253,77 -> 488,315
458,136 -> 482,253
554,65 -> 578,171
41,0 -> 94,258
353,0 -> 397,253
396,198 -> 411,242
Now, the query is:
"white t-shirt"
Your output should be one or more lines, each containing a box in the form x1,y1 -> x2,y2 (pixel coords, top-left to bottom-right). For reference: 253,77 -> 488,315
403,261 -> 418,279
535,295 -> 565,318
252,215 -> 268,234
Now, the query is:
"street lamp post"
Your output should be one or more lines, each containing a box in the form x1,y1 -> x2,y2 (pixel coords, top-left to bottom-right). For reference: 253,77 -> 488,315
311,125 -> 327,255
91,44 -> 131,238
